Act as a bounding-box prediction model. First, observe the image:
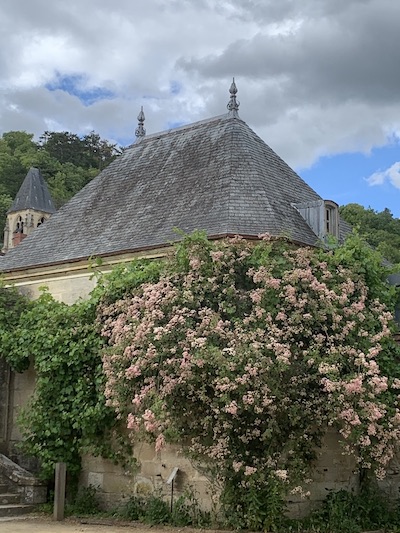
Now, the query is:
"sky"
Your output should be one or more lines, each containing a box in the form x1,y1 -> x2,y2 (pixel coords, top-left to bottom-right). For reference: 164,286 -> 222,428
1,0 -> 399,216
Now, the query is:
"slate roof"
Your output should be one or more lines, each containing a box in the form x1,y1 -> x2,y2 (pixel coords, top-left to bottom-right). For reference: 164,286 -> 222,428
8,167 -> 56,215
0,113 -> 332,272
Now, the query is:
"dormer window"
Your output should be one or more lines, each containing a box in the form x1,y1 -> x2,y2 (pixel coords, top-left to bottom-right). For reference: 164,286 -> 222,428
325,200 -> 339,238
292,199 -> 340,243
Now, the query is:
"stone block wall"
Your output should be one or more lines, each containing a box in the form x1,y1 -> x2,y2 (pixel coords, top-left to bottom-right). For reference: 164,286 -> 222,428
17,272 -> 97,304
79,431 -> 364,517
80,442 -> 213,512
10,366 -> 36,445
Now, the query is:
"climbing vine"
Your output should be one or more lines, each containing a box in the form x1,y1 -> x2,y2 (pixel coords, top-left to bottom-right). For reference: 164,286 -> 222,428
0,258 -> 162,479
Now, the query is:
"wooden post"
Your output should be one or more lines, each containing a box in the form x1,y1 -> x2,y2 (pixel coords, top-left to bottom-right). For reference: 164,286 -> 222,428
53,462 -> 66,521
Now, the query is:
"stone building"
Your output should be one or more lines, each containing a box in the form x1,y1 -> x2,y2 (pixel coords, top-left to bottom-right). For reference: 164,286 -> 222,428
0,81 -> 372,515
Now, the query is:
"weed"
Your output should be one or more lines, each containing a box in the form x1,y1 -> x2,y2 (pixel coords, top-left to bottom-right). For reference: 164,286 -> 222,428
142,495 -> 171,524
66,484 -> 102,516
117,495 -> 143,520
116,488 -> 210,527
299,487 -> 400,533
172,487 -> 211,527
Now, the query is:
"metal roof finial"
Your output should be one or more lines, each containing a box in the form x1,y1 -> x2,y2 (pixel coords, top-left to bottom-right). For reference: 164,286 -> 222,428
227,77 -> 240,117
135,106 -> 146,141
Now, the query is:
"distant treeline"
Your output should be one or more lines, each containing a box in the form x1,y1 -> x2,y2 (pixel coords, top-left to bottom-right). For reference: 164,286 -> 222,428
340,204 -> 400,264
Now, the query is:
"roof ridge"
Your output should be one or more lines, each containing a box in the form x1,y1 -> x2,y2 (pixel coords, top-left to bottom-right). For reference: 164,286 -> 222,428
129,113 -> 240,147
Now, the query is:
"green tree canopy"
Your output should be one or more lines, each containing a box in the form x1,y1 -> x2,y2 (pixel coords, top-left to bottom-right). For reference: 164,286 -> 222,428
340,203 -> 400,264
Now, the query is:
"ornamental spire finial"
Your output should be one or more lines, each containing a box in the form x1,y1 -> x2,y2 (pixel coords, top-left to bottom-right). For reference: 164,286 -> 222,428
135,106 -> 146,141
227,77 -> 240,117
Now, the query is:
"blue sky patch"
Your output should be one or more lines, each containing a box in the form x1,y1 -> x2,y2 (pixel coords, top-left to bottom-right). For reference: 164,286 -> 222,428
299,143 -> 400,217
46,73 -> 115,106
170,80 -> 181,95
167,120 -> 186,130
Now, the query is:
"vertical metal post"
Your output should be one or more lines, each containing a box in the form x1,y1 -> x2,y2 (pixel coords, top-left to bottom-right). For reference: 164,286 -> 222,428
170,478 -> 174,512
53,462 -> 66,521
166,467 -> 179,513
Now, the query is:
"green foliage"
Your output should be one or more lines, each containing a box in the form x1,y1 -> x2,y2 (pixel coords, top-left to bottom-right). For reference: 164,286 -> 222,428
117,490 -> 210,527
141,495 -> 171,524
0,281 -> 31,372
39,131 -> 120,170
302,487 -> 399,533
2,287 -> 130,480
340,203 -> 400,264
117,495 -> 142,520
66,485 -> 102,516
93,258 -> 163,305
221,474 -> 286,531
171,488 -> 211,527
0,192 -> 13,237
47,163 -> 98,209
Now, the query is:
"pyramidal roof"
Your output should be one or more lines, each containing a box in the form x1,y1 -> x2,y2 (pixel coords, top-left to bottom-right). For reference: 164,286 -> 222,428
8,167 -> 56,215
0,96 -> 335,273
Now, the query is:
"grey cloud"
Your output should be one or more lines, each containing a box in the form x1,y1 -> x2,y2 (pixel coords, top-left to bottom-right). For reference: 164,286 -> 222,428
178,0 -> 400,107
221,0 -> 374,24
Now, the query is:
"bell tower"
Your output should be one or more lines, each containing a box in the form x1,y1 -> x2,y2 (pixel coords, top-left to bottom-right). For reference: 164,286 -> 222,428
2,167 -> 56,253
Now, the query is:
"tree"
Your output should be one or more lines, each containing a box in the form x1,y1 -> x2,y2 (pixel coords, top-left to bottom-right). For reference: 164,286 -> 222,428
47,163 -> 98,209
83,131 -> 121,170
0,190 -> 13,245
39,131 -> 120,170
39,131 -> 84,167
340,203 -> 400,263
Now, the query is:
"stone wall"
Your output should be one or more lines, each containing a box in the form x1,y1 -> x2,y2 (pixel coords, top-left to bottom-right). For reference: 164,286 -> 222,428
80,443 -> 212,512
16,272 -> 97,304
79,431 -> 360,516
8,366 -> 36,470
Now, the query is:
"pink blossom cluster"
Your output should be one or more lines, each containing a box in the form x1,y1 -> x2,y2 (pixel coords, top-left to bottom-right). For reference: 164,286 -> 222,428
99,235 -> 400,493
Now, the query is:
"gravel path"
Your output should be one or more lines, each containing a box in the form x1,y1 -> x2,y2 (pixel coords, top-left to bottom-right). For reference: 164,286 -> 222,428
0,515 -> 217,533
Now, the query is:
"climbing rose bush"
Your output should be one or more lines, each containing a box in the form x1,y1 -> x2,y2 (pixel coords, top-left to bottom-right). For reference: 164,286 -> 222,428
99,233 -> 400,524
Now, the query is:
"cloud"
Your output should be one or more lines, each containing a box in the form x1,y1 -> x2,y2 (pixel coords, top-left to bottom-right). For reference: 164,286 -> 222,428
366,162 -> 400,189
0,0 -> 399,170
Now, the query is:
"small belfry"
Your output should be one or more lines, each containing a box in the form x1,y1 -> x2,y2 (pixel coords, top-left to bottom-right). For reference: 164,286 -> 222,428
2,167 -> 56,253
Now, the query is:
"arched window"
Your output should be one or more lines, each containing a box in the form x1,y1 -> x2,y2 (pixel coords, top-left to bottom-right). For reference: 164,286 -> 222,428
15,216 -> 24,233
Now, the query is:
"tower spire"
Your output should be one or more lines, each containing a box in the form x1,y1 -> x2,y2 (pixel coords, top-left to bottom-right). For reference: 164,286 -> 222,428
135,106 -> 146,141
227,77 -> 240,117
